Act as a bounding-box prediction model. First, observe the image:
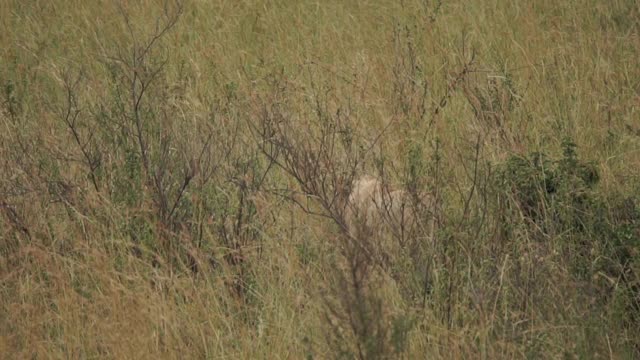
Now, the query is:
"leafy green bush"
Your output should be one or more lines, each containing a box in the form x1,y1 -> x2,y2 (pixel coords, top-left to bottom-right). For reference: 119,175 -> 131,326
496,140 -> 639,347
497,139 -> 599,234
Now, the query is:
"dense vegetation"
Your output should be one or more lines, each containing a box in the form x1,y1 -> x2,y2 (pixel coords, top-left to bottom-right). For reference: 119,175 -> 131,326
1,0 -> 639,358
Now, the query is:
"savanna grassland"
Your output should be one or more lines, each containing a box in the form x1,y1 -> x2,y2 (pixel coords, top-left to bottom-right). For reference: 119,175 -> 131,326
1,0 -> 639,358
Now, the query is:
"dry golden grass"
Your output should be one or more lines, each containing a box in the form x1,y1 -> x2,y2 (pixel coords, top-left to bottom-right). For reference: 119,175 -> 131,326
1,0 -> 639,358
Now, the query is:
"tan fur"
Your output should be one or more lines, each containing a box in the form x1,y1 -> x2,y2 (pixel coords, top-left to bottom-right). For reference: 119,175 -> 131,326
344,175 -> 434,249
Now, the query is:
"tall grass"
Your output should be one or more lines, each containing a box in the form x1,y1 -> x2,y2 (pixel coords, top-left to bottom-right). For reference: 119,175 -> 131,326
1,0 -> 639,358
